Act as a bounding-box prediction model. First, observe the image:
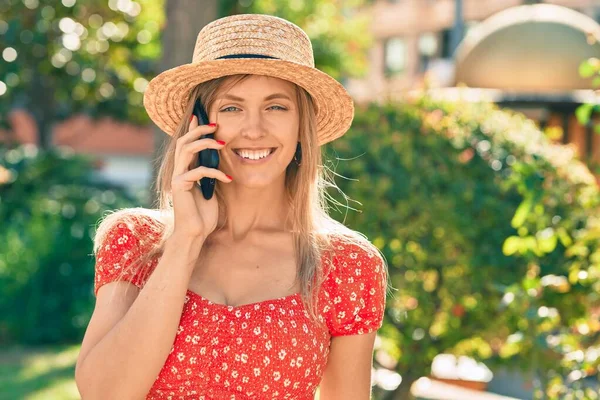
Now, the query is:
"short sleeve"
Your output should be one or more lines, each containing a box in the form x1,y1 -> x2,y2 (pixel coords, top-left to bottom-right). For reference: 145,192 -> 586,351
93,216 -> 159,296
321,241 -> 387,336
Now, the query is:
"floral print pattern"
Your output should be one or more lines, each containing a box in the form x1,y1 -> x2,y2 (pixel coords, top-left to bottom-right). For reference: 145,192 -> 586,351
94,219 -> 386,399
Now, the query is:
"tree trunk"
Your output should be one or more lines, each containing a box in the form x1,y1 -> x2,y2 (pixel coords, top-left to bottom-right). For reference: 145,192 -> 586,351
149,0 -> 218,207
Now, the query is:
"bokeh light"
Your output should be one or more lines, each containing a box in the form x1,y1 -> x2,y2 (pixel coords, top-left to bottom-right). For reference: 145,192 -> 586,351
81,68 -> 96,83
2,47 -> 17,62
23,0 -> 39,10
133,77 -> 148,93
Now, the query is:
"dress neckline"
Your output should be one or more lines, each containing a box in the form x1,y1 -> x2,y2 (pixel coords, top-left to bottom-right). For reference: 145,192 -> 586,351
186,289 -> 302,311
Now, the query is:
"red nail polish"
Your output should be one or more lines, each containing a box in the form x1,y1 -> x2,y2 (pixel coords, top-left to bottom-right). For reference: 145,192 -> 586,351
225,174 -> 233,180
208,123 -> 217,127
216,140 -> 226,145
190,115 -> 194,122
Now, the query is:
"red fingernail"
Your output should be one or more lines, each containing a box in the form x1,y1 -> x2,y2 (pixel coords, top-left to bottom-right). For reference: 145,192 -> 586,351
216,140 -> 226,145
208,123 -> 217,127
190,115 -> 194,122
226,174 -> 233,180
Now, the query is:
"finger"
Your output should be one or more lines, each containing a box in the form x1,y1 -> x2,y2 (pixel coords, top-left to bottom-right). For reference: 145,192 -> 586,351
180,123 -> 217,145
189,114 -> 198,130
180,166 -> 233,184
171,167 -> 231,193
174,122 -> 217,163
174,125 -> 219,175
174,138 -> 225,177
183,138 -> 226,156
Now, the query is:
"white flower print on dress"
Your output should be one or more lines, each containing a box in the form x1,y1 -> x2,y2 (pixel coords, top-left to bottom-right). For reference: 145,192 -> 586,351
94,222 -> 386,399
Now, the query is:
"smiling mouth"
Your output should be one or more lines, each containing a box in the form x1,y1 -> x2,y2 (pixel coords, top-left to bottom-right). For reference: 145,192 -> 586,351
233,148 -> 277,161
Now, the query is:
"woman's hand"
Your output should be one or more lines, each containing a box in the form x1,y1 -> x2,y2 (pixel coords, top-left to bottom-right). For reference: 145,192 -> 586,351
170,116 -> 232,240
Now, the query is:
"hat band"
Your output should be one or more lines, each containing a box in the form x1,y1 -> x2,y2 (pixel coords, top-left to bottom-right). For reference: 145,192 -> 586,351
216,54 -> 279,60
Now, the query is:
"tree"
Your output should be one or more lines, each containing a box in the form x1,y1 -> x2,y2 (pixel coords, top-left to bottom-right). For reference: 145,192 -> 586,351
220,0 -> 373,81
0,143 -> 139,344
575,57 -> 600,176
149,0 -> 218,206
0,0 -> 163,149
330,99 -> 600,399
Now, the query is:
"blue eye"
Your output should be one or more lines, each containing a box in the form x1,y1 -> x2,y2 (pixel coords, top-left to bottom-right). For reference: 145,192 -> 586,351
220,106 -> 238,112
219,105 -> 288,112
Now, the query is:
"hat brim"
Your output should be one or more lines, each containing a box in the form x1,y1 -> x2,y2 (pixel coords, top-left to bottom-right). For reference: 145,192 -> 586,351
143,58 -> 354,146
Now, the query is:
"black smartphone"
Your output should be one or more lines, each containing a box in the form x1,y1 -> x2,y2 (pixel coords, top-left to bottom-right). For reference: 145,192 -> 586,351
192,99 -> 220,200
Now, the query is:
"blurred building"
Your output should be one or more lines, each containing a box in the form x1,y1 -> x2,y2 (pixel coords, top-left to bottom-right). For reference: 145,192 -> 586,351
348,0 -> 600,99
0,110 -> 155,194
347,0 -> 600,177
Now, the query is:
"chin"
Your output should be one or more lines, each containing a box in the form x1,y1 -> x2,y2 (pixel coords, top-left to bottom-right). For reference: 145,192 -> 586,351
233,173 -> 285,189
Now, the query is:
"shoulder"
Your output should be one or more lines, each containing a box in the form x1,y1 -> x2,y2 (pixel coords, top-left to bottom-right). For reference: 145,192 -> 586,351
93,208 -> 165,296
321,234 -> 387,296
319,235 -> 388,336
327,235 -> 385,275
93,207 -> 164,255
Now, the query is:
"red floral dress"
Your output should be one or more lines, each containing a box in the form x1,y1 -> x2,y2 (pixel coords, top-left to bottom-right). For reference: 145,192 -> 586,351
94,217 -> 387,399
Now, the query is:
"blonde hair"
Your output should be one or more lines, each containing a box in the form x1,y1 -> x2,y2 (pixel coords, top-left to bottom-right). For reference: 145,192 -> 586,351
93,74 -> 390,324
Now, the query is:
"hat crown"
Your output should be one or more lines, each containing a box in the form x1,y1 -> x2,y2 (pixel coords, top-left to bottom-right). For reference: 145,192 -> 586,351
192,14 -> 315,68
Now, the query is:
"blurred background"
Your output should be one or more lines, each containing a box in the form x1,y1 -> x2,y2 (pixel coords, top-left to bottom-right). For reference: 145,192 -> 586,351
2,0 -> 600,399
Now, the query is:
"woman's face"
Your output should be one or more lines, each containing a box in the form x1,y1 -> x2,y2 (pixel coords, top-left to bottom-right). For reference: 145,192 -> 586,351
209,75 -> 300,188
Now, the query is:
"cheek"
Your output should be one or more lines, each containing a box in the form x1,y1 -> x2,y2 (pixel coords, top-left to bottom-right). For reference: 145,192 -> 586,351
214,128 -> 235,143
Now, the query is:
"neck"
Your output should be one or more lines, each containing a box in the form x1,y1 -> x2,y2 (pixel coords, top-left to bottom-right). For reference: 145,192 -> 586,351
215,177 -> 291,243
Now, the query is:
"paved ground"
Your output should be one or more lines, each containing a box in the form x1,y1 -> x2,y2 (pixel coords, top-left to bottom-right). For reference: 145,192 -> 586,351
413,378 -> 524,400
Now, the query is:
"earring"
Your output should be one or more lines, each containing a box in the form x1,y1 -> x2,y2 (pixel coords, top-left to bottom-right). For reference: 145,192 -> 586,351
294,142 -> 302,166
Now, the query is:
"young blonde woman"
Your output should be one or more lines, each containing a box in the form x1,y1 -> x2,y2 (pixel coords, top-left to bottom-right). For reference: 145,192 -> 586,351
75,14 -> 389,400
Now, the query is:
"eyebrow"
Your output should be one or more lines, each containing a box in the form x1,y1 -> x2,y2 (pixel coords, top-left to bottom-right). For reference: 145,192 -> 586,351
217,93 -> 293,102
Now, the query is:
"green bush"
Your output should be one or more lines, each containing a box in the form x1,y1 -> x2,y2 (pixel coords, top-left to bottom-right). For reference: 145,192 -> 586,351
326,98 -> 600,399
0,144 -> 139,345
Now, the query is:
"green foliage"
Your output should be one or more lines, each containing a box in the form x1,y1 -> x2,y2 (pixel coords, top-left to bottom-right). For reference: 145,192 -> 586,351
577,58 -> 600,130
1,0 -> 371,148
219,0 -> 373,80
0,144 -> 139,345
0,0 -> 164,145
326,99 -> 600,398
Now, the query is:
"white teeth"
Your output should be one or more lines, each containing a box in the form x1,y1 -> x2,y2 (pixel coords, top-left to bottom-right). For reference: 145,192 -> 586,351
236,149 -> 273,160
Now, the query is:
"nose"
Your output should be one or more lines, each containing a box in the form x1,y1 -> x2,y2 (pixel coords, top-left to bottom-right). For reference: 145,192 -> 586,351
239,110 -> 267,140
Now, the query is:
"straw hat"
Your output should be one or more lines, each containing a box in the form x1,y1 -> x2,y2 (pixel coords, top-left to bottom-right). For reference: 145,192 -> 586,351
143,14 -> 354,146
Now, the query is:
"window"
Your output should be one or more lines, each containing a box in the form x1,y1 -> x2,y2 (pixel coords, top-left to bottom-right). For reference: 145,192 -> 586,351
440,28 -> 452,59
418,32 -> 439,72
384,37 -> 407,77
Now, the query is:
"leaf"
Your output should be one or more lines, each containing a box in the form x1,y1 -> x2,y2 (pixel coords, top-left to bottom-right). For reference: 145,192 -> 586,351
537,234 -> 557,254
503,236 -> 522,256
576,104 -> 593,125
579,59 -> 597,78
557,227 -> 573,247
511,197 -> 532,228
